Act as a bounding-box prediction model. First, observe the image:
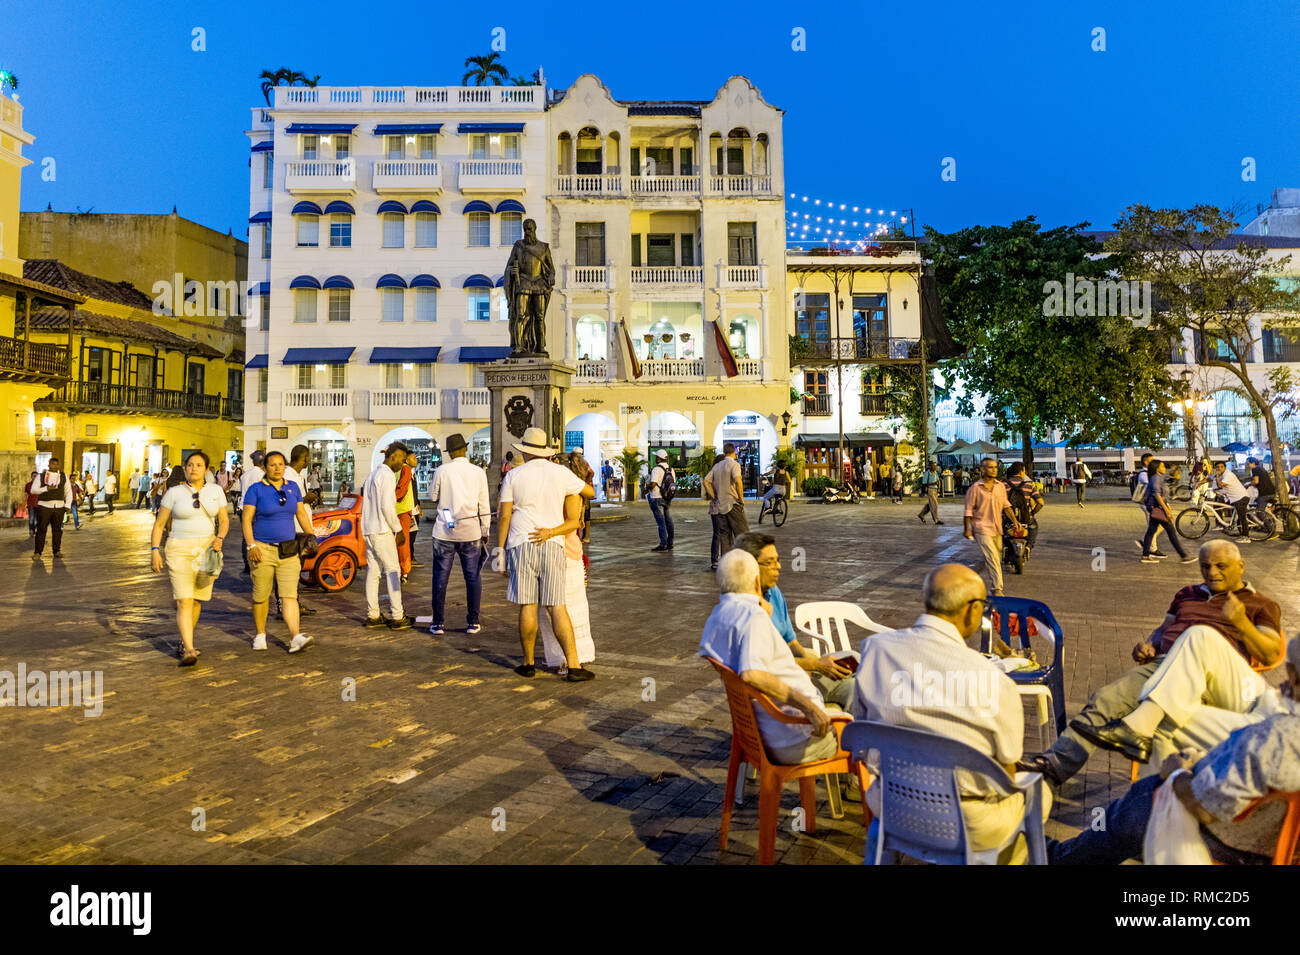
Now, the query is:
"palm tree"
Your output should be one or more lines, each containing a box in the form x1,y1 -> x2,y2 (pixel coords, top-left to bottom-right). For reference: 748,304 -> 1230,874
462,53 -> 508,87
259,68 -> 321,106
509,70 -> 539,86
0,70 -> 17,94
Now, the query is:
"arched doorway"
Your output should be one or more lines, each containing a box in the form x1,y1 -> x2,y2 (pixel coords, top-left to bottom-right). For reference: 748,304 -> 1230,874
469,426 -> 492,468
372,426 -> 444,500
566,412 -> 622,501
290,427 -> 355,500
713,410 -> 778,497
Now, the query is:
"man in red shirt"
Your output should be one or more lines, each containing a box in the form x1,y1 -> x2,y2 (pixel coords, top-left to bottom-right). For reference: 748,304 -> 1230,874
1020,539 -> 1283,784
963,457 -> 1022,597
23,470 -> 39,536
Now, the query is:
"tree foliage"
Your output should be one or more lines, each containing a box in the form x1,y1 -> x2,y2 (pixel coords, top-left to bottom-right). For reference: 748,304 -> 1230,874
259,68 -> 320,106
926,217 -> 1179,464
462,53 -> 509,87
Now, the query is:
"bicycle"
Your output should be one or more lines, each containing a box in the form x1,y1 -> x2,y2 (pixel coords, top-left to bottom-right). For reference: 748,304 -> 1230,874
1175,485 -> 1276,541
1263,498 -> 1300,541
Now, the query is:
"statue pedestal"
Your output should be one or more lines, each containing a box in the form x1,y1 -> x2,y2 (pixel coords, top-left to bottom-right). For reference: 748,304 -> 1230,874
484,358 -> 575,485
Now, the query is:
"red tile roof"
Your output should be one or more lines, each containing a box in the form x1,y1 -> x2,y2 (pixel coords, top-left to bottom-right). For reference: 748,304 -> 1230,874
28,306 -> 225,358
23,259 -> 159,311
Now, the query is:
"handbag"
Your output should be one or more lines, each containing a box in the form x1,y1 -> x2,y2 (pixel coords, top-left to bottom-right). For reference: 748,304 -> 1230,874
195,545 -> 224,577
277,538 -> 300,559
1143,774 -> 1212,865
1150,504 -> 1170,523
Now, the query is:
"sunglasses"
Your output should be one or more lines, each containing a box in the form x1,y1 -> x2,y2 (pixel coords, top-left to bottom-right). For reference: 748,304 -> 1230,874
191,492 -> 201,510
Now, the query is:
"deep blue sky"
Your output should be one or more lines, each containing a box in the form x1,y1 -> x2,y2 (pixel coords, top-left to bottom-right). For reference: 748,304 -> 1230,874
9,0 -> 1298,242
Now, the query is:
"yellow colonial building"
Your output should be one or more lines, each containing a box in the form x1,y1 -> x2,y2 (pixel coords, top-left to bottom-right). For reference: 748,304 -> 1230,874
22,258 -> 244,491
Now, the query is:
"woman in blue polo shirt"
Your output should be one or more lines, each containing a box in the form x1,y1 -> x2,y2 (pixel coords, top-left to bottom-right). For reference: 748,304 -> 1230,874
241,450 -> 315,654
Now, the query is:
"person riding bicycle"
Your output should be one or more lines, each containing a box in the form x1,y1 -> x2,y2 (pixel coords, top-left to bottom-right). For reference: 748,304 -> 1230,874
1211,462 -> 1252,539
1246,459 -> 1275,511
761,462 -> 790,507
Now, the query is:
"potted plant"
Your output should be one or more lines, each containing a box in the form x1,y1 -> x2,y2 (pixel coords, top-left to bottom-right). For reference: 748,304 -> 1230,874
619,447 -> 646,502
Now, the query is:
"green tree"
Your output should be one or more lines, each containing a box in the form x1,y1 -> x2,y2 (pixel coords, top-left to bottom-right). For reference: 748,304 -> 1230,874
0,70 -> 17,94
1106,204 -> 1300,505
926,217 -> 1179,467
619,447 -> 646,502
462,53 -> 509,87
259,68 -> 320,106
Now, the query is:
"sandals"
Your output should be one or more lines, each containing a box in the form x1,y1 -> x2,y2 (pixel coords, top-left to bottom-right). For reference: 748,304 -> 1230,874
179,648 -> 200,667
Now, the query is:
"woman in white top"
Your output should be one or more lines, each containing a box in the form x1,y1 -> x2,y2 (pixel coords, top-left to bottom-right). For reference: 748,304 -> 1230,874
151,450 -> 230,666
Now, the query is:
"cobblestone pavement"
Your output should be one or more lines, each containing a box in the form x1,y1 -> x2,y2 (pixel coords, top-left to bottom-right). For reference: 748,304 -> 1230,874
1,489 -> 1296,864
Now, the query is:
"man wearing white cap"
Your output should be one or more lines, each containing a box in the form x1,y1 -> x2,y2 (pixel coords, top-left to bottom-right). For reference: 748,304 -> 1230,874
646,449 -> 675,552
497,427 -> 597,682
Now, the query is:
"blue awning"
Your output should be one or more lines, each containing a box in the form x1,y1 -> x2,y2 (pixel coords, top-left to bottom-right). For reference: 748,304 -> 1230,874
291,201 -> 322,216
495,199 -> 525,214
290,275 -> 321,290
285,123 -> 358,134
247,282 -> 271,296
377,200 -> 408,215
244,354 -> 268,369
251,141 -> 274,152
369,346 -> 442,364
323,275 -> 354,290
458,346 -> 511,363
248,210 -> 272,223
495,275 -> 506,287
410,200 -> 441,214
409,274 -> 440,289
282,347 -> 354,365
462,200 -> 493,214
376,273 -> 407,289
373,123 -> 443,135
323,200 -> 354,215
457,123 -> 525,133
463,274 -> 493,288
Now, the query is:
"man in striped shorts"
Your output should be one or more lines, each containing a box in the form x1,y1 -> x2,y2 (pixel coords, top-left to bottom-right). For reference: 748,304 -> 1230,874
497,427 -> 596,682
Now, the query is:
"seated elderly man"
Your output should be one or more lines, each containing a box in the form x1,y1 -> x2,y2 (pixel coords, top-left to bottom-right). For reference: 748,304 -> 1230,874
1051,634 -> 1300,864
853,563 -> 1051,864
732,532 -> 855,711
699,549 -> 838,765
1020,540 -> 1283,785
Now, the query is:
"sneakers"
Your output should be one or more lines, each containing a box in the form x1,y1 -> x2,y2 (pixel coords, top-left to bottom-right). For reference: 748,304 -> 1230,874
252,633 -> 268,651
514,663 -> 536,678
466,623 -> 482,635
1140,555 -> 1159,563
1150,551 -> 1168,560
1180,555 -> 1197,563
387,615 -> 415,631
288,634 -> 314,653
429,623 -> 446,635
566,667 -> 596,682
363,616 -> 389,629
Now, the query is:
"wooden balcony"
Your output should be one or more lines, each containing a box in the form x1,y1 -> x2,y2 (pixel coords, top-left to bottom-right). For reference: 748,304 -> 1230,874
37,381 -> 222,417
0,336 -> 70,385
803,394 -> 832,416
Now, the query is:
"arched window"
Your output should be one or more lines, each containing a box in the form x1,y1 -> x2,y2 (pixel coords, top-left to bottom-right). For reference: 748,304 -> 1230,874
648,318 -> 676,360
577,315 -> 607,361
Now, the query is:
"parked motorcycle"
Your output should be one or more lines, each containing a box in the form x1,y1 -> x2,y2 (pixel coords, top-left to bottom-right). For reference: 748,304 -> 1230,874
822,482 -> 861,504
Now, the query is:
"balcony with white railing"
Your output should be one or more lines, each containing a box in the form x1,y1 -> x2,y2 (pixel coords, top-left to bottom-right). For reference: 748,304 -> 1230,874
708,173 -> 774,196
563,264 -> 613,290
642,358 -> 705,381
554,174 -> 624,197
576,359 -> 615,382
734,358 -> 762,379
369,388 -> 438,422
284,158 -> 356,194
630,266 -> 703,286
372,160 -> 443,194
273,86 -> 542,111
458,387 -> 491,419
630,175 -> 701,197
718,263 -> 768,289
458,159 -> 526,194
281,388 -> 353,421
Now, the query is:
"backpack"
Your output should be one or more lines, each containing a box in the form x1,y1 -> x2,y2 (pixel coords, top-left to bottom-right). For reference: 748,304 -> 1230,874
659,464 -> 677,503
1130,473 -> 1148,503
1005,479 -> 1032,524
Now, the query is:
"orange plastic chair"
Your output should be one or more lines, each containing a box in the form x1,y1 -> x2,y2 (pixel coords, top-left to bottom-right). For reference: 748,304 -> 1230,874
1227,791 -> 1300,865
706,657 -> 872,864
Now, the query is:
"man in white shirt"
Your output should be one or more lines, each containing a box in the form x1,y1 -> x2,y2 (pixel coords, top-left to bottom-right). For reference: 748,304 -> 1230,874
429,432 -> 491,637
1211,461 -> 1251,539
360,443 -> 412,630
497,427 -> 596,682
699,549 -> 835,764
852,563 -> 1051,864
33,456 -> 74,560
102,470 -> 117,514
646,448 -> 674,552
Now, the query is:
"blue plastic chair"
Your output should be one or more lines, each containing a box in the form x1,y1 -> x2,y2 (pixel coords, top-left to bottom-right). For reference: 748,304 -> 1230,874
982,596 -> 1066,738
841,720 -> 1048,865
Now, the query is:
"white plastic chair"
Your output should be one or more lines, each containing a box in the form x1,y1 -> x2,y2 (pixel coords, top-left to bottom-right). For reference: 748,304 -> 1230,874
793,600 -> 890,657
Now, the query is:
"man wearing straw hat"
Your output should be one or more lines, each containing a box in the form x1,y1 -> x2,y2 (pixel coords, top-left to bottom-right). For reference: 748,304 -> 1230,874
497,427 -> 597,682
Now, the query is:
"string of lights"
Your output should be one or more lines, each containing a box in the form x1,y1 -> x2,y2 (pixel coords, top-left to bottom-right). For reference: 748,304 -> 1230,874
784,192 -> 911,245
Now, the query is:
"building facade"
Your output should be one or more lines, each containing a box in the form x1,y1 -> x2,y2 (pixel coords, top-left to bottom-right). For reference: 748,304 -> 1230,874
244,74 -> 790,497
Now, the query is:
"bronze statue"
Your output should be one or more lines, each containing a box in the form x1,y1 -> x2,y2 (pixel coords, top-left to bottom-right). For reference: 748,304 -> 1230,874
504,218 -> 555,358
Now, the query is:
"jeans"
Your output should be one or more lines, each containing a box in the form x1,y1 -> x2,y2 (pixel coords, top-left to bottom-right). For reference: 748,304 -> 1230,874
1142,512 -> 1187,557
431,538 -> 483,627
710,503 -> 749,565
67,503 -> 80,528
648,497 -> 673,547
1232,497 -> 1250,535
27,507 -> 37,534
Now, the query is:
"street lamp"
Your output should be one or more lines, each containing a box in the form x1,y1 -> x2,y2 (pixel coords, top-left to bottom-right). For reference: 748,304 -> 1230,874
780,410 -> 791,436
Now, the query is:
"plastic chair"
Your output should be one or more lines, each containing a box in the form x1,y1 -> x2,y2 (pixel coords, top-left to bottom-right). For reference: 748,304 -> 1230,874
705,657 -> 872,865
793,600 -> 890,657
1232,791 -> 1300,865
983,597 -> 1066,739
841,720 -> 1048,865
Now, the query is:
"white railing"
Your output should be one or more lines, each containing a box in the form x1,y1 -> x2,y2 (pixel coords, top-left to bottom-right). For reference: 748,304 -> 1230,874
274,86 -> 541,111
372,159 -> 443,192
630,175 -> 701,195
369,388 -> 438,421
709,174 -> 773,194
458,387 -> 491,419
576,359 -> 614,381
554,174 -> 624,196
284,158 -> 356,192
641,359 -> 705,380
281,388 -> 351,420
565,265 -> 611,289
458,159 -> 526,192
721,264 -> 767,287
630,266 -> 703,285
735,358 -> 762,378
249,108 -> 273,126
